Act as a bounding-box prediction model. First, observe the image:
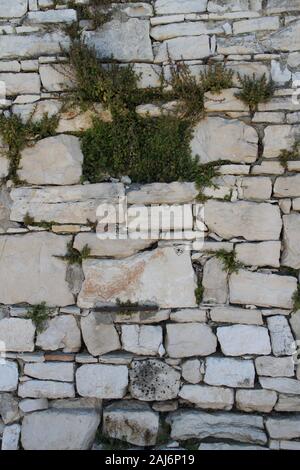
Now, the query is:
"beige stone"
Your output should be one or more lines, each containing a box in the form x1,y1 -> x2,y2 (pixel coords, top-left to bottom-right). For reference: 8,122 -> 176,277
236,390 -> 277,413
236,242 -> 281,267
166,323 -> 217,358
179,385 -> 234,410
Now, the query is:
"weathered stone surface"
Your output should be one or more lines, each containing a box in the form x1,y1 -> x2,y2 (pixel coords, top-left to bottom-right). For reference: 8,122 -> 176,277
266,0 -> 300,14
155,36 -> 211,62
205,89 -> 248,112
239,177 -> 272,201
170,309 -> 206,323
166,323 -> 217,358
263,125 -> 298,158
266,416 -> 300,440
121,325 -> 163,356
151,21 -> 224,41
76,364 -> 128,399
0,156 -> 9,179
202,258 -> 228,304
0,233 -> 73,306
290,310 -> 300,339
1,424 -> 20,450
236,390 -> 277,413
18,380 -> 75,399
0,394 -> 20,424
19,399 -> 48,414
0,0 -> 27,18
25,9 -> 77,25
168,411 -> 267,445
74,233 -> 155,259
179,385 -> 234,410
0,73 -> 40,96
267,316 -> 294,357
39,64 -> 73,92
78,247 -> 196,309
21,409 -> 100,450
204,201 -> 282,241
261,20 -> 300,52
57,104 -> 112,133
233,17 -> 279,34
81,312 -> 120,357
0,362 -> 18,392
36,316 -> 81,353
191,117 -> 258,164
229,270 -> 297,309
0,318 -> 35,352
127,182 -> 198,204
24,363 -> 74,383
205,357 -> 255,388
103,401 -> 159,447
218,35 -> 263,55
129,359 -> 180,401
274,175 -> 300,198
155,0 -> 208,14
217,325 -> 271,356
282,214 -> 300,269
18,135 -> 83,185
260,377 -> 300,395
255,356 -> 295,377
0,33 -> 70,60
210,306 -> 263,325
84,19 -> 153,62
208,0 -> 254,12
10,183 -> 124,224
236,242 -> 281,268
275,395 -> 300,412
182,359 -> 202,384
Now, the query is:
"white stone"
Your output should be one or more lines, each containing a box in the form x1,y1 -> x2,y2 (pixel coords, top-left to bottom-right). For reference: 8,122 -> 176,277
275,394 -> 300,412
0,33 -> 70,60
239,177 -> 272,201
1,424 -> 20,450
81,313 -> 120,356
217,325 -> 271,356
274,175 -> 300,198
271,60 -> 292,85
251,161 -> 284,175
39,64 -> 74,92
0,318 -> 35,352
255,356 -> 295,377
166,323 -> 217,358
199,443 -> 267,450
182,359 -> 202,384
78,247 -> 197,309
18,135 -> 83,185
0,362 -> 19,392
10,183 -> 124,224
263,125 -> 298,158
0,393 -> 20,424
0,157 -> 9,179
155,0 -> 208,14
0,0 -> 27,18
179,385 -> 234,410
170,309 -> 207,323
26,9 -> 77,24
208,0 -> 254,12
266,0 -> 300,14
267,316 -> 295,357
24,363 -> 74,382
204,201 -> 282,241
191,117 -> 258,164
282,214 -> 300,269
169,410 -> 267,445
210,306 -> 263,325
57,104 -> 112,133
261,20 -> 300,53
151,21 -> 224,41
205,357 -> 255,388
259,377 -> 300,395
229,270 -> 297,309
0,73 -> 40,96
121,325 -> 163,356
0,233 -> 73,307
36,316 -> 81,353
19,399 -> 48,413
18,380 -> 75,399
84,19 -> 153,62
127,182 -> 197,204
290,310 -> 300,339
266,416 -> 300,440
76,364 -> 128,399
236,390 -> 277,413
204,89 -> 248,112
236,242 -> 281,268
154,36 -> 211,62
202,258 -> 228,304
21,409 -> 100,450
129,359 -> 180,401
218,34 -> 263,55
233,17 -> 279,35
103,401 -> 159,447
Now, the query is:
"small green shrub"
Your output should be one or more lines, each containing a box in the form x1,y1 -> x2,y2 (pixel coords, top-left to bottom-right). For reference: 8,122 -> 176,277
27,302 -> 51,333
279,141 -> 300,170
200,63 -> 234,94
62,241 -> 91,265
115,298 -> 139,315
195,280 -> 204,305
293,286 -> 300,312
215,249 -> 243,274
0,113 -> 58,181
235,73 -> 275,115
23,213 -> 56,230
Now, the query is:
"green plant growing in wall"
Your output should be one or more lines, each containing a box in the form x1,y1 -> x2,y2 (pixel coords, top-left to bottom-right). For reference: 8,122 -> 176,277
200,63 -> 234,94
62,241 -> 91,265
293,285 -> 300,312
279,141 -> 300,170
27,302 -> 51,333
195,280 -> 204,305
23,213 -> 56,230
215,249 -> 243,274
235,73 -> 275,116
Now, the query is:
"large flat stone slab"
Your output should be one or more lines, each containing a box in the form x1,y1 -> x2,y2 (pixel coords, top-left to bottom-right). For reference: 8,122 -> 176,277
217,325 -> 271,356
0,318 -> 35,352
77,247 -> 197,309
0,233 -> 73,306
229,270 -> 297,309
204,201 -> 282,241
0,0 -> 27,18
166,323 -> 217,358
282,214 -> 300,269
76,364 -> 128,399
0,33 -> 70,59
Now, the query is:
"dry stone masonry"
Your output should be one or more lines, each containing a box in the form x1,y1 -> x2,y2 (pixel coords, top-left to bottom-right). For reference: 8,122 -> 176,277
0,0 -> 300,451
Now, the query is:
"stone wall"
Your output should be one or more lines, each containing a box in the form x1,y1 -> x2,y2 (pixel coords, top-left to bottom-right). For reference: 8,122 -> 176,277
0,0 -> 300,451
